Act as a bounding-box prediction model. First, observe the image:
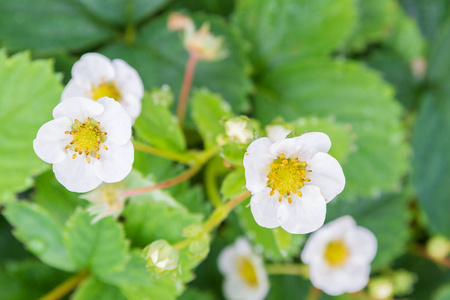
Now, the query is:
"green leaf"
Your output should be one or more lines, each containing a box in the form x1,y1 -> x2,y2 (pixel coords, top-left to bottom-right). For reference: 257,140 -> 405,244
168,0 -> 235,17
76,0 -> 170,26
123,197 -> 203,248
344,0 -> 398,52
64,209 -> 129,277
102,250 -> 183,300
236,202 -> 304,262
191,88 -> 233,149
178,288 -> 216,300
434,284 -> 450,300
0,51 -> 63,203
221,169 -> 246,199
101,13 -> 252,113
427,19 -> 450,85
254,59 -> 409,199
266,275 -> 311,300
134,92 -> 186,153
32,171 -> 86,226
0,259 -> 71,300
232,0 -> 356,71
73,277 -> 127,300
3,201 -> 76,272
0,0 -> 114,54
327,193 -> 411,271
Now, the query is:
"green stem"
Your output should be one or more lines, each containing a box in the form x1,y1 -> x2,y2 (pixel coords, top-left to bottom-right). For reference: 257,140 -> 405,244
133,140 -> 197,164
204,158 -> 225,207
265,263 -> 309,278
39,270 -> 89,300
177,54 -> 199,128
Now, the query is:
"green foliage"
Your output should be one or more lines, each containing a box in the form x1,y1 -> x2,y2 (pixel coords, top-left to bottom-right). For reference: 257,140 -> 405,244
0,0 -> 113,54
233,0 -> 356,71
327,193 -> 411,271
221,168 -> 246,199
434,284 -> 450,300
191,89 -> 233,149
101,13 -> 252,112
73,277 -> 127,300
64,209 -> 129,277
134,91 -> 186,153
0,259 -> 70,300
0,50 -> 63,203
3,202 -> 76,272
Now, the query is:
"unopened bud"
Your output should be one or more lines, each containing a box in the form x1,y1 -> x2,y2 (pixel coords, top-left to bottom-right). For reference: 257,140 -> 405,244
150,85 -> 174,107
368,277 -> 394,299
225,117 -> 253,144
392,269 -> 416,296
168,12 -> 194,32
185,23 -> 227,61
143,240 -> 179,274
427,235 -> 450,261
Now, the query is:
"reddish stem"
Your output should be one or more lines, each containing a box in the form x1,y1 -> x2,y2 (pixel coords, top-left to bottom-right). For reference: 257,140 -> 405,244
177,54 -> 199,127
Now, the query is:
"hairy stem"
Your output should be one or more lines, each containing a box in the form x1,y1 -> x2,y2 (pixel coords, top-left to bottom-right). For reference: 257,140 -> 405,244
177,54 -> 198,127
39,270 -> 89,300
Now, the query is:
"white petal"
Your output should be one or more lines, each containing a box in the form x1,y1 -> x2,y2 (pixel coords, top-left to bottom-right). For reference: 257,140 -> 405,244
250,188 -> 281,229
269,132 -> 331,161
53,155 -> 102,193
53,97 -> 104,121
222,263 -> 269,300
309,262 -> 370,296
243,137 -> 275,194
72,53 -> 115,85
94,140 -> 134,183
121,93 -> 142,122
307,152 -> 345,202
277,185 -> 326,234
266,125 -> 291,142
96,97 -> 132,145
346,226 -> 377,265
33,117 -> 72,164
218,244 -> 238,275
112,59 -> 144,98
61,80 -> 92,100
301,216 -> 356,264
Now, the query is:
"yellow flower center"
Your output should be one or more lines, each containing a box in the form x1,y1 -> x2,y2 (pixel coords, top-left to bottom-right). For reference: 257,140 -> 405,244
90,80 -> 121,101
324,240 -> 350,267
64,117 -> 108,163
266,153 -> 310,204
237,257 -> 258,288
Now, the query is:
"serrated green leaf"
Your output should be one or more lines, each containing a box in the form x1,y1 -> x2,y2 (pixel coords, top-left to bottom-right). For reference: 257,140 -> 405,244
76,0 -> 170,26
102,250 -> 183,300
134,92 -> 186,153
123,198 -> 203,248
236,202 -> 304,262
32,171 -> 86,226
344,0 -> 398,52
0,51 -> 63,203
327,193 -> 411,271
232,0 -> 356,71
190,89 -> 233,149
255,59 -> 409,199
3,201 -> 76,272
0,0 -> 114,54
64,209 -> 129,277
101,13 -> 252,113
0,259 -> 71,300
73,277 -> 127,300
221,169 -> 246,199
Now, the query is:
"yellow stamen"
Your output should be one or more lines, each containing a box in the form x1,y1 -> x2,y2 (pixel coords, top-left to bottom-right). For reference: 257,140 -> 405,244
324,240 -> 349,267
90,80 -> 122,101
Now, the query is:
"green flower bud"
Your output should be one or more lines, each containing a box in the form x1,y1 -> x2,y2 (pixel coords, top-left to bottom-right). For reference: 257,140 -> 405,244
427,235 -> 450,261
142,240 -> 179,274
392,269 -> 416,296
368,277 -> 394,299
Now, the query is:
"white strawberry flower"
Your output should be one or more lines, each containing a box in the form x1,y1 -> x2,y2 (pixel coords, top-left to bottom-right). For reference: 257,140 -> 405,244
218,238 -> 269,300
33,97 -> 134,193
243,132 -> 345,234
301,216 -> 377,296
62,53 -> 144,121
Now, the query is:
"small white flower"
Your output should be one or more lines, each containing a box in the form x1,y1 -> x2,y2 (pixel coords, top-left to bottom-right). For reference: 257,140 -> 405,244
33,97 -> 134,193
62,53 -> 144,121
243,132 -> 345,234
265,125 -> 291,142
301,216 -> 377,296
218,238 -> 269,300
225,119 -> 253,144
81,183 -> 126,223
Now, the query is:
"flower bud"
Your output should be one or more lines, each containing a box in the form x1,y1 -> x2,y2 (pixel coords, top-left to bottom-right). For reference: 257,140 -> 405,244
427,235 -> 450,261
225,117 -> 254,144
368,277 -> 394,299
185,23 -> 227,61
143,240 -> 179,274
168,12 -> 194,32
392,269 -> 416,296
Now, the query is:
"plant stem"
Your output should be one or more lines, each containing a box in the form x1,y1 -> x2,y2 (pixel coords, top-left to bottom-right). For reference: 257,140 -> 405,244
133,140 -> 197,164
265,263 -> 309,278
120,163 -> 202,198
39,270 -> 89,300
177,54 -> 198,127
